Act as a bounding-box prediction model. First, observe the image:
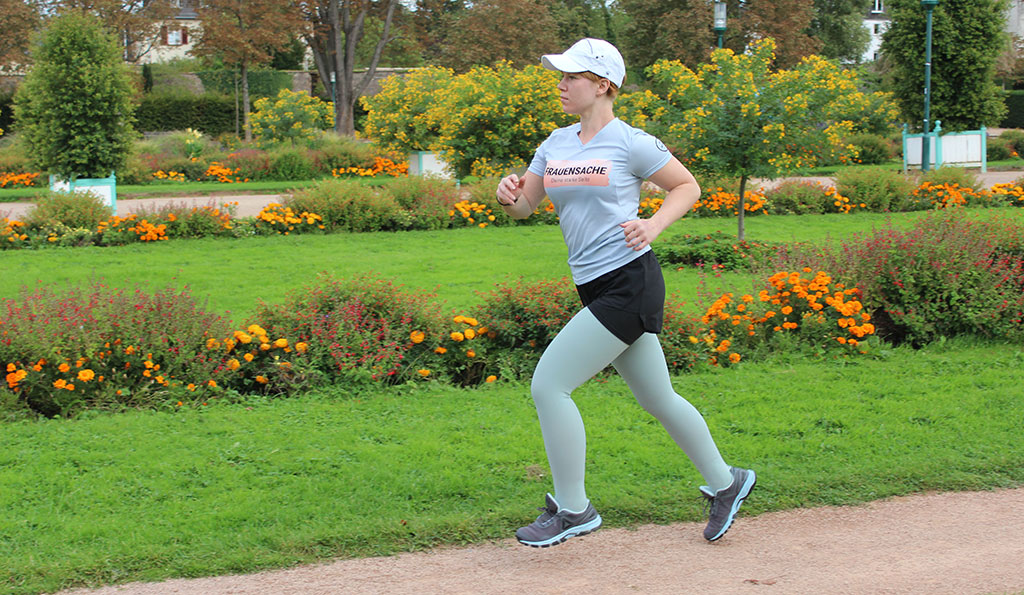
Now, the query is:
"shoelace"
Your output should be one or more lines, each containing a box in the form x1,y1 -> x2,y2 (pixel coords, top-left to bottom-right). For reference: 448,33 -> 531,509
700,493 -> 716,518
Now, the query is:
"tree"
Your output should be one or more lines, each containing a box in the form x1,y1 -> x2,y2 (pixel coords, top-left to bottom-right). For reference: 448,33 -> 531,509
0,0 -> 40,71
880,0 -> 1007,132
808,0 -> 872,64
617,0 -> 715,72
36,0 -> 178,62
643,39 -> 882,240
412,0 -> 466,64
434,0 -> 561,73
300,0 -> 400,136
191,0 -> 305,142
735,0 -> 821,68
14,11 -> 136,180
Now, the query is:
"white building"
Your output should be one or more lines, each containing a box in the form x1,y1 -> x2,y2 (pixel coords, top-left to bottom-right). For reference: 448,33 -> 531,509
137,0 -> 200,64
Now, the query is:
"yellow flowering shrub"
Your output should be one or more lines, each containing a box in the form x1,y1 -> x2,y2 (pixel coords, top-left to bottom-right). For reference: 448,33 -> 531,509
361,66 -> 454,153
426,61 -> 574,178
250,88 -> 334,148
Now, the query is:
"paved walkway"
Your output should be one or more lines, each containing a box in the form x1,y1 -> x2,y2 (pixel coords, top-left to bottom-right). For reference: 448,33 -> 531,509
4,169 -> 1024,222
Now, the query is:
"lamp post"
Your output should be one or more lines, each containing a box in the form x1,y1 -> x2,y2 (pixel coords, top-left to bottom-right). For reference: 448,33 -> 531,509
921,0 -> 939,171
714,1 -> 727,49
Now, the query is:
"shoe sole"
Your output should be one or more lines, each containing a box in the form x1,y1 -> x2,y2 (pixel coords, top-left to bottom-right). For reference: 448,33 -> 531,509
706,471 -> 757,542
517,515 -> 603,548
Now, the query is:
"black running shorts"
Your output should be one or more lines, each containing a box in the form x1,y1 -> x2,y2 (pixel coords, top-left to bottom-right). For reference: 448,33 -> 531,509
575,250 -> 665,345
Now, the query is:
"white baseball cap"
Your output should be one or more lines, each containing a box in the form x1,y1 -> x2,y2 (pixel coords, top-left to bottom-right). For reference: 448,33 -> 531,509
541,38 -> 626,87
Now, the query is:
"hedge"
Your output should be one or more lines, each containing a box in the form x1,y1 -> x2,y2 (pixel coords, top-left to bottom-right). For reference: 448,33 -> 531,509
135,93 -> 237,135
1001,90 -> 1024,129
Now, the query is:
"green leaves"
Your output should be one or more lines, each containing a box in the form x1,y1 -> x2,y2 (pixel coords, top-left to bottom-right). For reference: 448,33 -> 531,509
13,12 -> 136,179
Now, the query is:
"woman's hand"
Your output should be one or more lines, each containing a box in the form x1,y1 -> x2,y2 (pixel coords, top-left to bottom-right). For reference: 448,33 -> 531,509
496,174 -> 524,206
619,218 -> 664,251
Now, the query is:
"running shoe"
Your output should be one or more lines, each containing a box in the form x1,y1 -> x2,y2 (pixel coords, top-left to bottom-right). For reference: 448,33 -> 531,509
515,493 -> 602,547
701,466 -> 756,541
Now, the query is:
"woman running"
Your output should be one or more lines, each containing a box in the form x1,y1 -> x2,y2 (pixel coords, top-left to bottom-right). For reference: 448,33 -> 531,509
495,38 -> 756,548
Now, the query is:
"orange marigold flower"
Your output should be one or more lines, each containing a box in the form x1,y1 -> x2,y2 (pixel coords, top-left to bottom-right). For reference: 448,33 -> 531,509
274,338 -> 288,349
466,350 -> 476,358
485,375 -> 497,383
244,353 -> 254,362
256,375 -> 269,384
450,331 -> 465,342
77,369 -> 95,382
434,346 -> 448,354
227,358 -> 240,370
729,353 -> 741,363
417,369 -> 431,377
295,342 -> 308,354
410,330 -> 425,344
464,329 -> 477,340
58,363 -> 71,373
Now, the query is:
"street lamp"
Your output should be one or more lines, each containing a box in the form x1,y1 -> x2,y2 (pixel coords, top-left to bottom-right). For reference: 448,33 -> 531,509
714,1 -> 727,49
921,0 -> 939,171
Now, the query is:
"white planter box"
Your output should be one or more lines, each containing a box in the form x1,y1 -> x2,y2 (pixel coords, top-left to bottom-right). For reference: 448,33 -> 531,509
50,173 -> 117,211
407,151 -> 450,178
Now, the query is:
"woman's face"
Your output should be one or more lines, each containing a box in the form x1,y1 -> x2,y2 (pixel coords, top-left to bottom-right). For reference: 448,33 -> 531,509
557,72 -> 605,115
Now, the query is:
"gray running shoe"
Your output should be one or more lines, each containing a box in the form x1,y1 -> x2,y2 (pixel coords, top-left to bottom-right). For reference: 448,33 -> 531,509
700,466 -> 756,541
515,493 -> 602,548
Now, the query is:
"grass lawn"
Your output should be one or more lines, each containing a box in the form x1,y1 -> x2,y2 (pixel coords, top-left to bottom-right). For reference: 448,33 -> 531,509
2,208 -> 1022,324
1,338 -> 1022,594
2,208 -> 1024,594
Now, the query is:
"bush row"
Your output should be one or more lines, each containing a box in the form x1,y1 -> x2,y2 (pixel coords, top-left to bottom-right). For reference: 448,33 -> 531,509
5,210 -> 1022,418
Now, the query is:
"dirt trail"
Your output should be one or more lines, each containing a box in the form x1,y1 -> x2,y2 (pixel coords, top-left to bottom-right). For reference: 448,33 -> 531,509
63,486 -> 1024,595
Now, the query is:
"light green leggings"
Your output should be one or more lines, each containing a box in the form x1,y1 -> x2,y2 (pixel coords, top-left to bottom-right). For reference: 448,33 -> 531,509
530,307 -> 734,512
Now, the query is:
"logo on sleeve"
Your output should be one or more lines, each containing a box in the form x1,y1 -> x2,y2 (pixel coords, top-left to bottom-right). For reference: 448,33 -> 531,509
544,160 -> 611,188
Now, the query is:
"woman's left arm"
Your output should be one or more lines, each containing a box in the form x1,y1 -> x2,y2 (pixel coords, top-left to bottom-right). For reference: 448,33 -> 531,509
620,157 -> 700,251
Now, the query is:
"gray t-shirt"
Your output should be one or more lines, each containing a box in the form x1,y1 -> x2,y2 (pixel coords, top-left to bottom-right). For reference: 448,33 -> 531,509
528,118 -> 672,284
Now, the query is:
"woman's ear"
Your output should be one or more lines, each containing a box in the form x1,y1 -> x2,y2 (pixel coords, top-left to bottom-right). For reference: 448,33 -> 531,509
597,78 -> 611,96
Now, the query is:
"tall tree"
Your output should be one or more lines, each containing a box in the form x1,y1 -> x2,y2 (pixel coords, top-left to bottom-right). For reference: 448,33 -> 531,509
0,0 -> 40,71
300,0 -> 399,136
413,0 -> 466,64
617,0 -> 715,72
808,0 -> 871,64
434,0 -> 561,73
36,0 -> 178,62
191,0 -> 305,142
736,0 -> 820,68
881,0 -> 1007,131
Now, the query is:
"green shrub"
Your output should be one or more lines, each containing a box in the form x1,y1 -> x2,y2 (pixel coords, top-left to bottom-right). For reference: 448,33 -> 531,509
848,132 -> 895,165
224,149 -> 272,180
920,166 -> 981,191
770,211 -> 1024,346
999,128 -> 1024,155
835,167 -> 916,212
250,89 -> 333,148
252,273 -> 450,385
268,147 -> 317,181
22,191 -> 112,230
472,277 -> 581,379
986,136 -> 1013,161
14,12 -> 136,179
309,133 -> 378,174
0,280 -> 234,416
362,66 -> 453,153
653,231 -> 782,271
382,175 -> 462,230
286,178 -> 401,232
763,180 -> 828,215
134,92 -> 236,135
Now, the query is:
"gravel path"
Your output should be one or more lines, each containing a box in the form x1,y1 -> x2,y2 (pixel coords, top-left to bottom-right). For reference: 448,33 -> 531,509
62,487 -> 1024,595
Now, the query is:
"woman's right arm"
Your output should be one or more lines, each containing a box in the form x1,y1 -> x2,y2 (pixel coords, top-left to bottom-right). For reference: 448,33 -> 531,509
495,172 -> 546,220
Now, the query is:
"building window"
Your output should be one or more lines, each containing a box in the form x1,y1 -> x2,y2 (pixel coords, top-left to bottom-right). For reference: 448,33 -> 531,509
872,0 -> 884,13
874,23 -> 881,35
161,26 -> 189,46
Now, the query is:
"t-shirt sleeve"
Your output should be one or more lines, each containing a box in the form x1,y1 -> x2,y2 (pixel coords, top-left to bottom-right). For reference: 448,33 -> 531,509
528,137 -> 549,177
627,130 -> 673,179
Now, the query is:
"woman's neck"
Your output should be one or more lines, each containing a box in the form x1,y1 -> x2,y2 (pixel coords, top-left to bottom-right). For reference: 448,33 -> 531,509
577,103 -> 615,145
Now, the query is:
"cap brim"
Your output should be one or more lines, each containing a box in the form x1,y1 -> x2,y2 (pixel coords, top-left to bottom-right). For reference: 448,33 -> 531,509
541,54 -> 588,74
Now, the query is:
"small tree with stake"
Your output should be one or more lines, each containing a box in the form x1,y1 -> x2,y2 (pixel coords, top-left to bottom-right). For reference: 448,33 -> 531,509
14,11 -> 136,188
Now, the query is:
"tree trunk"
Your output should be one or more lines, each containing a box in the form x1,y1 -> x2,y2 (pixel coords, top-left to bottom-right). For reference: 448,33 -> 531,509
737,174 -> 747,241
241,60 -> 252,142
